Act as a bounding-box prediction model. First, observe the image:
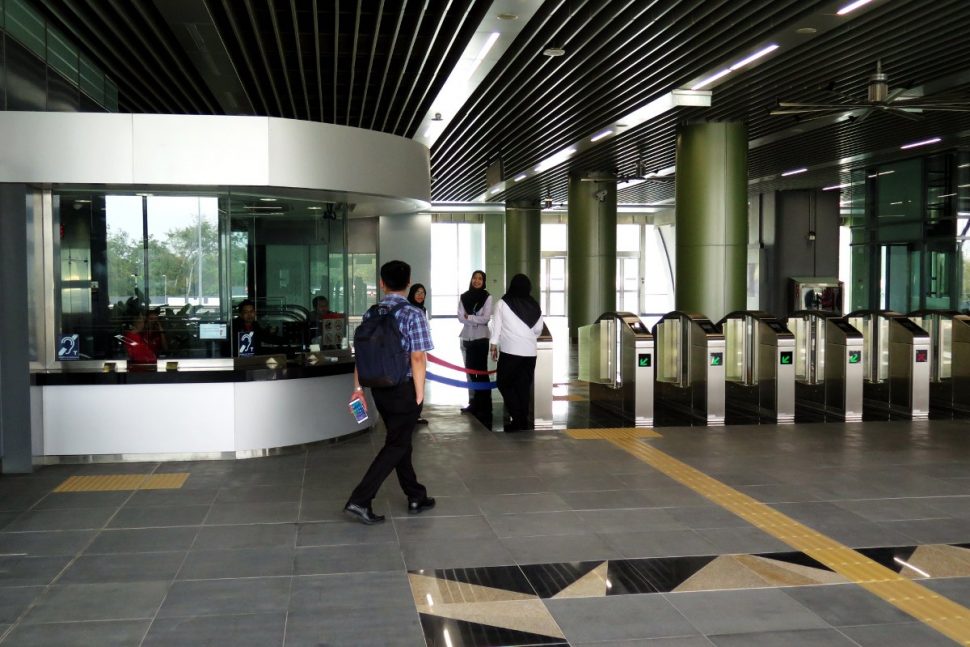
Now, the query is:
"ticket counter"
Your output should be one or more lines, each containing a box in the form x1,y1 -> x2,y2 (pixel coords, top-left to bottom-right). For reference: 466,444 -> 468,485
30,356 -> 371,461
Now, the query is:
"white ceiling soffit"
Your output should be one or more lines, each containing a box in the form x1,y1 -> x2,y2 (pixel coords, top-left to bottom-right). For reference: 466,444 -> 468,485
413,0 -> 544,148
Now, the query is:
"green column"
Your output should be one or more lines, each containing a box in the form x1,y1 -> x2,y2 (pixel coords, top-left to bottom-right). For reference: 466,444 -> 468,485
567,172 -> 616,337
675,121 -> 748,322
504,200 -> 541,294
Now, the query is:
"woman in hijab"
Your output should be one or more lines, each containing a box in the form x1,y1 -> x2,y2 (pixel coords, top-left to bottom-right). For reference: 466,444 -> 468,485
407,283 -> 428,318
458,270 -> 493,425
489,274 -> 544,432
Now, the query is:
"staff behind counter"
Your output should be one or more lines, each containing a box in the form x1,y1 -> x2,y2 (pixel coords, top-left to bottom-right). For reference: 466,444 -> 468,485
229,299 -> 287,357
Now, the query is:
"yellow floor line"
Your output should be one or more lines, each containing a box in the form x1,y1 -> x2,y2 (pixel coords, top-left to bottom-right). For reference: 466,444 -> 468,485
54,473 -> 189,492
567,430 -> 970,646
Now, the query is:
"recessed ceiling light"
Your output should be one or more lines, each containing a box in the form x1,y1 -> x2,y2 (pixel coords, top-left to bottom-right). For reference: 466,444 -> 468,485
823,184 -> 848,191
781,167 -> 808,176
543,47 -> 565,57
259,197 -> 278,202
74,199 -> 91,204
514,174 -> 527,182
796,27 -> 817,34
308,206 -> 323,210
496,12 -> 517,20
590,129 -> 613,142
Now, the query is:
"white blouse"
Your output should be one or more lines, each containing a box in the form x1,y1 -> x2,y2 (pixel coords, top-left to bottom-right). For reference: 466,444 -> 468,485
489,299 -> 544,357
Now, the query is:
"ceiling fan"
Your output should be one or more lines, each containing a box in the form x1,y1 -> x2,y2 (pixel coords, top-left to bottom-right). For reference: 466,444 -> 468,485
771,61 -> 970,122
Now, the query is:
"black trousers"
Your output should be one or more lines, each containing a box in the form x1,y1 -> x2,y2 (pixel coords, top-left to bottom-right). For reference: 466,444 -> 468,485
496,352 -> 536,428
347,380 -> 427,507
462,338 -> 491,415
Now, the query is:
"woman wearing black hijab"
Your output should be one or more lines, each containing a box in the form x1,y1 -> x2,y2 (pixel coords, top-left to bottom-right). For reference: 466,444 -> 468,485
458,270 -> 493,424
489,274 -> 544,432
407,283 -> 428,318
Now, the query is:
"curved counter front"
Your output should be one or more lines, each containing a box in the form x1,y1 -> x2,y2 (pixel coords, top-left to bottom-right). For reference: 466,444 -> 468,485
30,359 -> 372,461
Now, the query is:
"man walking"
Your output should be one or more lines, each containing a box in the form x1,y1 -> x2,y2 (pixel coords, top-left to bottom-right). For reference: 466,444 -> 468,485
344,260 -> 436,524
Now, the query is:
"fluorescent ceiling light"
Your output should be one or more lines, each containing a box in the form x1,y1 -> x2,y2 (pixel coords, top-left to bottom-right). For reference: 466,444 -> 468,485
900,137 -> 941,150
513,173 -> 527,182
620,89 -> 711,125
823,184 -> 848,191
590,129 -> 613,142
781,167 -> 807,176
837,0 -> 874,15
691,69 -> 731,90
938,193 -> 956,198
259,197 -> 277,202
534,148 -> 576,172
466,32 -> 501,77
729,44 -> 779,70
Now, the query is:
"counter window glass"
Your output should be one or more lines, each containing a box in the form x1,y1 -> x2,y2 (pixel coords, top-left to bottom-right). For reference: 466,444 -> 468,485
53,189 -> 351,362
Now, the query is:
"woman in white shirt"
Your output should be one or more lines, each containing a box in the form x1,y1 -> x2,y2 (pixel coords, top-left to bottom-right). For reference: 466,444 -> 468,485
490,274 -> 544,432
458,271 -> 493,425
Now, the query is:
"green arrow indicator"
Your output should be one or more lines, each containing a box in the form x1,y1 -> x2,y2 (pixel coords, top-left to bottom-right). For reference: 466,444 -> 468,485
848,351 -> 861,364
638,353 -> 651,367
710,353 -> 723,367
780,351 -> 793,365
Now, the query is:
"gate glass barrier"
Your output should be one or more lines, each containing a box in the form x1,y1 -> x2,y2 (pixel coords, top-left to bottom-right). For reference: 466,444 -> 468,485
908,311 -> 970,418
717,311 -> 795,424
846,310 -> 929,420
653,312 -> 725,426
580,312 -> 654,427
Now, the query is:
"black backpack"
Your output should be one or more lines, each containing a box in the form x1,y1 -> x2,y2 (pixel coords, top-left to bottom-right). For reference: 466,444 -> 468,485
353,301 -> 411,387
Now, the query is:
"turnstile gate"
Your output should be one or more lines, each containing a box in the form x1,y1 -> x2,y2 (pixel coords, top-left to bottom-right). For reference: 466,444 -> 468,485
846,310 -> 930,420
653,312 -> 725,426
787,311 -> 864,422
908,311 -> 970,418
717,311 -> 795,424
581,312 -> 654,427
533,324 -> 554,429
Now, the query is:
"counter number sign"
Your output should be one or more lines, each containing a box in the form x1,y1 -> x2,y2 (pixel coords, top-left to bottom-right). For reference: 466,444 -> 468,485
710,352 -> 723,367
638,353 -> 651,368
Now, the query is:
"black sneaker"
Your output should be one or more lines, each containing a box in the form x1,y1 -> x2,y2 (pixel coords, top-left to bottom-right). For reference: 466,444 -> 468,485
344,502 -> 385,525
408,497 -> 436,514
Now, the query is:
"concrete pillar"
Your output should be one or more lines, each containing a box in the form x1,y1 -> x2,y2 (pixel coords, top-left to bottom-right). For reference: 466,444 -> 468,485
0,184 -> 33,473
674,121 -> 748,321
567,172 -> 616,337
504,199 -> 541,293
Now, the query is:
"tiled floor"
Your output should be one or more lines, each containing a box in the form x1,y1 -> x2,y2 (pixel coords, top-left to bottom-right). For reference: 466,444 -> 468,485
2,394 -> 970,644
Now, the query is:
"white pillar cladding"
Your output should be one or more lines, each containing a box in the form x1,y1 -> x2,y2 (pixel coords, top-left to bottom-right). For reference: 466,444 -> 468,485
0,112 -> 430,216
379,213 -> 432,308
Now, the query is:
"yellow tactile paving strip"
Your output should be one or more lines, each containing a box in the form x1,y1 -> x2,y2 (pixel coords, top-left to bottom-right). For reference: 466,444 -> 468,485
567,430 -> 970,646
566,428 -> 661,439
53,473 -> 189,492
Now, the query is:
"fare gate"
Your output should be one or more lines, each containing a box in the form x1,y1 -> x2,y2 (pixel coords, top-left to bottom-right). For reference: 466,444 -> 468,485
581,312 -> 654,427
846,310 -> 930,420
786,311 -> 864,422
718,311 -> 796,424
653,312 -> 725,426
908,311 -> 970,419
533,324 -> 554,429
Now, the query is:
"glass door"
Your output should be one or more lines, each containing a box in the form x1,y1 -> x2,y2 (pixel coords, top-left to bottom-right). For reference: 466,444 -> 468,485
616,256 -> 639,313
540,255 -> 566,316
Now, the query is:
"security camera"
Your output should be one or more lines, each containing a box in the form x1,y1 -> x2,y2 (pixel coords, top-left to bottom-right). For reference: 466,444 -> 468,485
544,198 -> 553,209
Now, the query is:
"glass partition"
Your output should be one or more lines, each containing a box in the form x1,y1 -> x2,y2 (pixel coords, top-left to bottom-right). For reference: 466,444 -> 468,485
656,318 -> 683,385
53,188 -> 350,363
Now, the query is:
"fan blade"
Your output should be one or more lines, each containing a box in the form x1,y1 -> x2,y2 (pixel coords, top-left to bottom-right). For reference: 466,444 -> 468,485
884,87 -> 909,103
775,101 -> 872,109
886,108 -> 924,121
